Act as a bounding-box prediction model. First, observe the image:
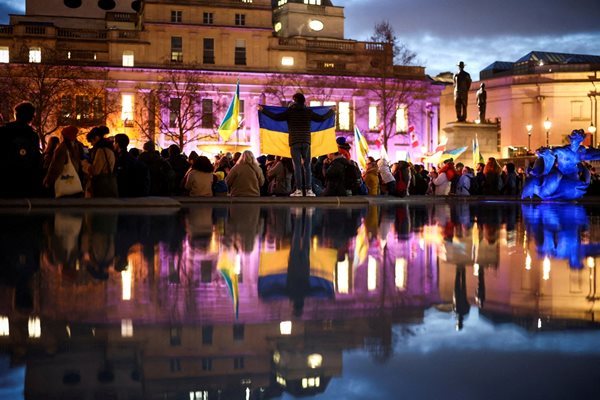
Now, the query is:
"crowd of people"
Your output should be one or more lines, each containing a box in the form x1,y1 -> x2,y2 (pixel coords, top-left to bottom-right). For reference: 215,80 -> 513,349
3,101 -> 600,199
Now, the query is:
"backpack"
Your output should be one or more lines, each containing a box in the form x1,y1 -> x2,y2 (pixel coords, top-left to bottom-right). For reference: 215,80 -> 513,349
344,160 -> 362,193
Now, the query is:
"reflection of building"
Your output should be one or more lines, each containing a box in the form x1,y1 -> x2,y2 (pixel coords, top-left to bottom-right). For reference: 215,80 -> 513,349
0,0 -> 442,157
440,51 -> 600,156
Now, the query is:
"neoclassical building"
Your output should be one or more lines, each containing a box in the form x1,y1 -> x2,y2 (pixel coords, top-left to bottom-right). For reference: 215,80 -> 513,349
0,0 -> 444,159
440,51 -> 600,157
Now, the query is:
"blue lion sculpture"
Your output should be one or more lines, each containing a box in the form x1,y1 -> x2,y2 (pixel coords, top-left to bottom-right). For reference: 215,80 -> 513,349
522,129 -> 600,200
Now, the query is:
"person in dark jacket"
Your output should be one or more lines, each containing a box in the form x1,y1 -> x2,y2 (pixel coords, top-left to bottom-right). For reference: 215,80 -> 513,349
114,133 -> 150,197
167,144 -> 189,195
0,102 -> 42,197
259,93 -> 335,197
138,141 -> 173,196
322,152 -> 349,196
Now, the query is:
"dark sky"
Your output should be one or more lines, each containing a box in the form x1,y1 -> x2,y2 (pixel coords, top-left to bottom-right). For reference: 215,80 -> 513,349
2,0 -> 600,77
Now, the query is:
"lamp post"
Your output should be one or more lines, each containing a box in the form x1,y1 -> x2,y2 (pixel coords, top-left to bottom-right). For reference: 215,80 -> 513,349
526,123 -> 533,152
589,123 -> 597,148
543,118 -> 552,147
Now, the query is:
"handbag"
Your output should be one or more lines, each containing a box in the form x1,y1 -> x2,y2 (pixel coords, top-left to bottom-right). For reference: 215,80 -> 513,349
54,150 -> 83,198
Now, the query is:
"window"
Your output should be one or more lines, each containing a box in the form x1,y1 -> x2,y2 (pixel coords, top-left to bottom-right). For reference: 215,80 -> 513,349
92,97 -> 104,121
281,56 -> 294,66
277,0 -> 288,6
171,36 -> 183,63
203,38 -> 215,64
235,14 -> 246,26
61,96 -> 73,122
234,39 -> 246,66
202,358 -> 212,371
241,0 -> 253,3
202,325 -> 213,344
169,97 -> 181,128
171,10 -> 182,23
0,47 -> 9,63
170,358 -> 181,372
203,12 -> 213,25
121,319 -> 133,338
233,324 -> 244,341
338,101 -> 350,131
234,357 -> 245,370
122,50 -> 134,67
29,47 -> 41,63
239,99 -> 245,126
75,96 -> 90,121
304,0 -> 321,4
369,104 -> 379,131
170,326 -> 181,346
121,94 -> 134,121
0,316 -> 8,336
396,105 -> 408,132
202,99 -> 213,128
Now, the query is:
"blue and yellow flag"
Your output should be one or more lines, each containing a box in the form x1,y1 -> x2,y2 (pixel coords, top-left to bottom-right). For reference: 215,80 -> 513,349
354,126 -> 369,171
217,249 -> 239,319
259,105 -> 338,157
218,80 -> 240,141
472,136 -> 484,167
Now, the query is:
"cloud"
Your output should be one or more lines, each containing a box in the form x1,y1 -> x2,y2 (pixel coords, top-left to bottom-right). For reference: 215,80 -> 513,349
0,0 -> 25,24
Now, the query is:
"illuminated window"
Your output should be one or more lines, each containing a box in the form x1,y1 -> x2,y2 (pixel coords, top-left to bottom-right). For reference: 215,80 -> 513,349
235,14 -> 246,26
396,105 -> 408,132
395,257 -> 407,290
234,39 -> 246,65
281,56 -> 294,66
0,316 -> 9,336
307,354 -> 323,368
171,36 -> 183,63
0,47 -> 9,63
274,22 -> 282,32
241,0 -> 252,2
121,267 -> 132,300
190,391 -> 209,400
203,38 -> 214,64
75,95 -> 90,121
280,321 -> 292,335
308,19 -> 324,31
304,0 -> 321,4
368,255 -> 377,291
302,377 -> 321,388
169,97 -> 181,128
203,12 -> 213,25
369,104 -> 379,131
323,62 -> 335,68
122,50 -> 134,67
121,94 -> 134,121
309,101 -> 321,107
121,319 -> 133,337
277,0 -> 288,6
336,255 -> 349,294
276,373 -> 287,386
338,101 -> 350,131
171,10 -> 182,23
29,47 -> 41,63
28,317 -> 41,338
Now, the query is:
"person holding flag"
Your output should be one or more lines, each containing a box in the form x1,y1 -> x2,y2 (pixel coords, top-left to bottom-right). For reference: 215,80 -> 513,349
258,93 -> 335,197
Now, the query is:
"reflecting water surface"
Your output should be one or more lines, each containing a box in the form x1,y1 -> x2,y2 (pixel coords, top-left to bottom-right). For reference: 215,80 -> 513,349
1,202 -> 600,400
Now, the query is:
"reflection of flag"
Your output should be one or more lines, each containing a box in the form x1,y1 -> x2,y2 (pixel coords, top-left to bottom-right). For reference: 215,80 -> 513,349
353,225 -> 369,267
354,126 -> 369,170
217,250 -> 239,319
259,105 -> 337,157
218,80 -> 240,141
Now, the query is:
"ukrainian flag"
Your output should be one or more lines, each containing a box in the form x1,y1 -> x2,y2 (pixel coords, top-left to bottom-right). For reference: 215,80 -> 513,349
259,105 -> 338,157
354,126 -> 369,171
218,80 -> 240,141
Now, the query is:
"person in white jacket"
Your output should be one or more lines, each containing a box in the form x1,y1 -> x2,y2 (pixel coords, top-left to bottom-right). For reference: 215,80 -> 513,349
377,158 -> 396,195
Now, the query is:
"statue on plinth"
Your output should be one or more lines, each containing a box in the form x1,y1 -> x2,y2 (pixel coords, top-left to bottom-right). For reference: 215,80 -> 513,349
522,129 -> 600,200
453,61 -> 472,122
476,83 -> 487,123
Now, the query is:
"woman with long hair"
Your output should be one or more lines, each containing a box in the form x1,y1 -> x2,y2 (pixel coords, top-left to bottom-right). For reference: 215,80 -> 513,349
184,155 -> 214,197
43,126 -> 85,198
225,150 -> 265,196
266,156 -> 293,196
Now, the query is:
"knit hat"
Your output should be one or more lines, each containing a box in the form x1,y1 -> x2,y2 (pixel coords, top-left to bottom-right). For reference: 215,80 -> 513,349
336,136 -> 351,150
61,125 -> 78,141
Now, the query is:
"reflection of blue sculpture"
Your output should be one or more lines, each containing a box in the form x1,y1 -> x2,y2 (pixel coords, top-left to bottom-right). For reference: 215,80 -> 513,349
521,203 -> 600,268
522,129 -> 600,200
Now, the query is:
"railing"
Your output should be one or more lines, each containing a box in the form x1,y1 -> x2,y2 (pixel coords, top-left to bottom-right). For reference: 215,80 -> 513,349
0,25 -> 13,35
117,30 -> 140,40
58,28 -> 107,39
307,40 -> 355,52
25,25 -> 46,35
106,12 -> 137,23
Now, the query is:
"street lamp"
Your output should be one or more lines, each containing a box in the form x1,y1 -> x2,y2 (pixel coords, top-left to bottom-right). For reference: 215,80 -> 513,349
543,118 -> 552,147
589,122 -> 597,148
526,123 -> 533,152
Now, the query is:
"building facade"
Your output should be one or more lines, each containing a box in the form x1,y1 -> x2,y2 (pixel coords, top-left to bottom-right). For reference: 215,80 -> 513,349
0,0 -> 444,160
440,51 -> 600,158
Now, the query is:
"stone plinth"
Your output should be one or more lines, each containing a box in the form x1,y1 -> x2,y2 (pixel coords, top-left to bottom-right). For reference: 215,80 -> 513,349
442,122 -> 501,164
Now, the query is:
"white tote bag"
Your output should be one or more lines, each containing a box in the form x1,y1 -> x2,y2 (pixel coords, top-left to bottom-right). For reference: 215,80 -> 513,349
54,150 -> 83,198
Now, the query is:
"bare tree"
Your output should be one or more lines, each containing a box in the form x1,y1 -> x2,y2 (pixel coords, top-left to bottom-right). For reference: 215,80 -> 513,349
365,21 -> 428,149
135,68 -> 226,150
0,46 -> 118,148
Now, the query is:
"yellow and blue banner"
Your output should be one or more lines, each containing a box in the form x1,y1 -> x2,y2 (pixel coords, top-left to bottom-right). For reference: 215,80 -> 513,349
217,249 -> 239,319
218,80 -> 240,141
259,105 -> 338,157
354,126 -> 369,170
472,136 -> 484,167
